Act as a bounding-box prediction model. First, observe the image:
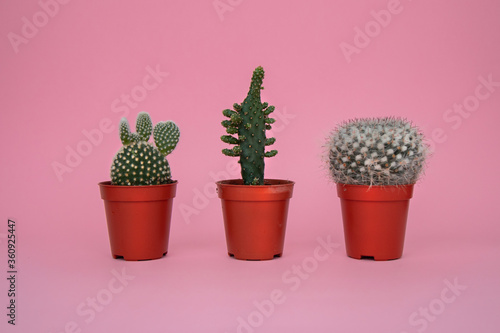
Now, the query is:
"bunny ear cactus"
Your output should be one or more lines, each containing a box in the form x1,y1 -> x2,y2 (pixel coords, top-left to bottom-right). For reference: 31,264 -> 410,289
327,117 -> 429,186
111,112 -> 180,186
221,66 -> 277,185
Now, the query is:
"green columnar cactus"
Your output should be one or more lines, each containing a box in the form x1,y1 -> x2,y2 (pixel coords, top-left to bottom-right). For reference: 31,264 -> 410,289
111,112 -> 180,185
221,66 -> 277,185
326,117 -> 429,186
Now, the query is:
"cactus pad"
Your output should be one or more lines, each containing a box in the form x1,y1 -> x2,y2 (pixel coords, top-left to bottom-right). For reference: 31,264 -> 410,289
111,142 -> 171,185
111,112 -> 179,186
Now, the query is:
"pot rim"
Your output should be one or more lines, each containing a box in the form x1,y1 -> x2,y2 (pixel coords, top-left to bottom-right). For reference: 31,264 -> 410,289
99,180 -> 178,202
336,183 -> 415,188
98,180 -> 178,188
216,179 -> 295,201
336,183 -> 414,201
216,179 -> 295,187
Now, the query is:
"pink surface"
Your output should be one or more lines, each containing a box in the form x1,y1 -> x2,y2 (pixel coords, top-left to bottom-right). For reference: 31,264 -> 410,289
1,0 -> 499,332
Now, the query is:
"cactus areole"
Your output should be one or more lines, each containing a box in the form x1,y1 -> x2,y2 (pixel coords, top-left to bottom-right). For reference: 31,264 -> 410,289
221,66 -> 277,185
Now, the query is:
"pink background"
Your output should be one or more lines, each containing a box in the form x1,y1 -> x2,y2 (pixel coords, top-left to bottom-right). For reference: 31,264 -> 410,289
1,0 -> 499,332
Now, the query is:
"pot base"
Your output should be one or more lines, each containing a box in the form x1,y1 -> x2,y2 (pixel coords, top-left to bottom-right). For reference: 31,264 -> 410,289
112,251 -> 168,261
347,254 -> 400,261
228,252 -> 282,261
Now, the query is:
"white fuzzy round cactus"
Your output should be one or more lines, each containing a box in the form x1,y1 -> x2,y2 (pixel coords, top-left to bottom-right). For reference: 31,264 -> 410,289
326,117 -> 429,185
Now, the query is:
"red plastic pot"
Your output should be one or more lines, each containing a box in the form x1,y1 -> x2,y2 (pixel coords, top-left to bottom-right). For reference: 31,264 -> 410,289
337,184 -> 414,261
217,179 -> 295,260
98,181 -> 177,261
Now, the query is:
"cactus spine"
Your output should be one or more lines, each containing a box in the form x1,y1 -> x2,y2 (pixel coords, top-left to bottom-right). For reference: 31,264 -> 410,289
111,112 -> 180,186
326,117 -> 429,186
221,66 -> 277,185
